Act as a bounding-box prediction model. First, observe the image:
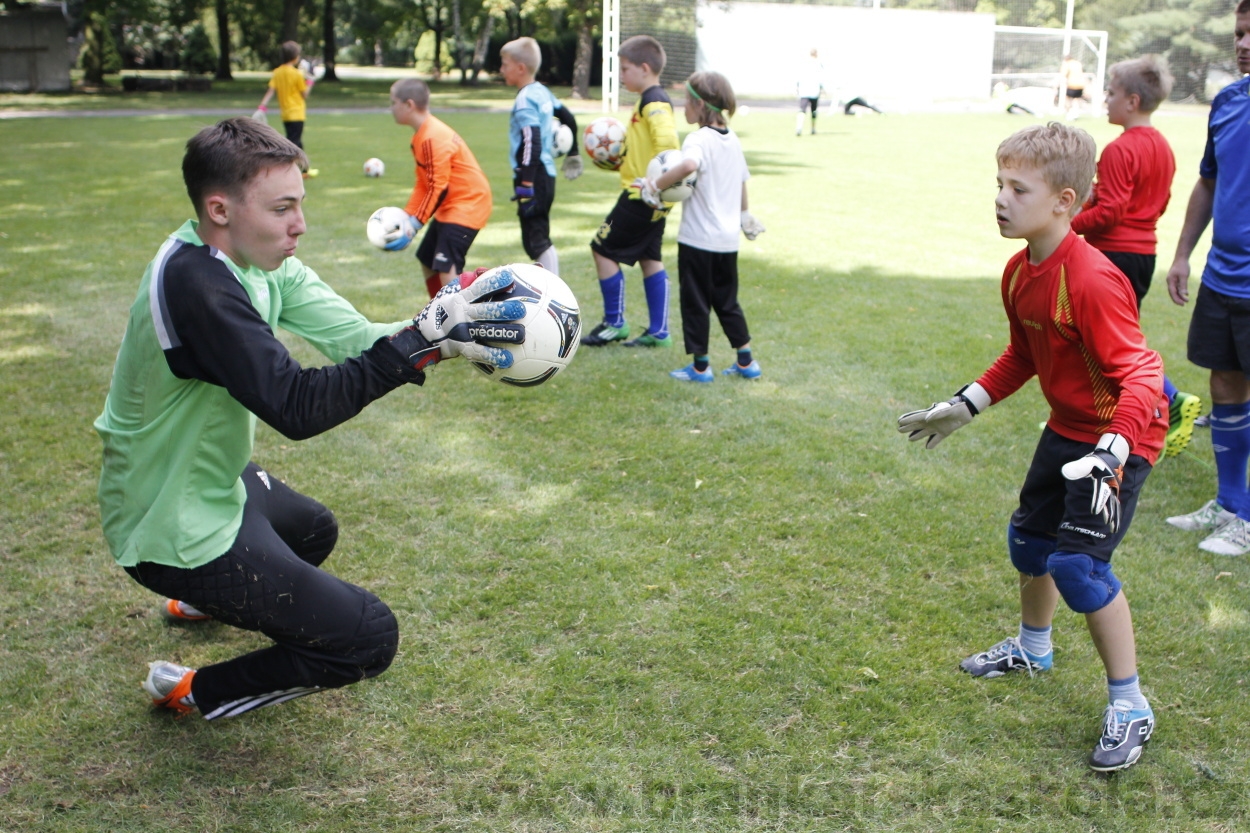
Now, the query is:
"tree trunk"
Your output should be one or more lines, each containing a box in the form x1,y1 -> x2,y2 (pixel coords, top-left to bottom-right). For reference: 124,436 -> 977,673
374,39 -> 383,67
215,0 -> 232,80
431,6 -> 443,81
282,0 -> 302,43
468,15 -> 494,86
321,0 -> 338,81
82,13 -> 106,86
571,19 -> 592,99
453,0 -> 466,85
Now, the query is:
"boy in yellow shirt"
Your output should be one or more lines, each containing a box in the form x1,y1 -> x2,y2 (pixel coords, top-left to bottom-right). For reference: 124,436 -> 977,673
257,41 -> 318,177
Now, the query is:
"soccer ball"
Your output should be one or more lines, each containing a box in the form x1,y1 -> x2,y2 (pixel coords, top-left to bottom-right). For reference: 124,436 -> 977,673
366,206 -> 412,250
552,123 -> 574,157
646,149 -> 697,202
363,157 -> 385,177
583,116 -> 626,171
467,263 -> 581,387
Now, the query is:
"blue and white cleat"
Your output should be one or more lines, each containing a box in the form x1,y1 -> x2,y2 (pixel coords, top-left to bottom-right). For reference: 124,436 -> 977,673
1088,700 -> 1154,772
670,364 -> 714,383
722,360 -> 762,379
959,636 -> 1052,678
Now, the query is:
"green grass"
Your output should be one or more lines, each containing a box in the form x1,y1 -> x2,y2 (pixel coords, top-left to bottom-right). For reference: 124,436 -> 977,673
2,104 -> 1248,831
0,70 -> 582,113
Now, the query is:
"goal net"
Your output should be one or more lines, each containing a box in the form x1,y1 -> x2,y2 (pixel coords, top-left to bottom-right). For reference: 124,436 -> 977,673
991,26 -> 1107,112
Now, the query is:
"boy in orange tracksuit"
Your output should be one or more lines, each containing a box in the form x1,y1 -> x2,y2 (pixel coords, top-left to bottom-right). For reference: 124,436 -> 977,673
388,78 -> 493,297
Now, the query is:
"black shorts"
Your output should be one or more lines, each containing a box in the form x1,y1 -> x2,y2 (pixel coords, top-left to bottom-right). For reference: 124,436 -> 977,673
1186,283 -> 1250,373
1010,428 -> 1152,562
416,219 -> 479,275
590,191 -> 668,267
283,120 -> 304,148
1101,251 -> 1155,307
517,169 -> 556,260
124,463 -> 397,719
1065,87 -> 1085,99
799,97 -> 819,114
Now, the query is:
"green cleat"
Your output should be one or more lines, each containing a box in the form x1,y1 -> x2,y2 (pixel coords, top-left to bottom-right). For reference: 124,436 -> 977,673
1165,392 -> 1202,458
622,331 -> 673,348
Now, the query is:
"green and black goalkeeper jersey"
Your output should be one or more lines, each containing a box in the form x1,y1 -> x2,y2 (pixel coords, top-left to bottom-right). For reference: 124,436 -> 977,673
95,221 -> 416,569
619,85 -> 679,194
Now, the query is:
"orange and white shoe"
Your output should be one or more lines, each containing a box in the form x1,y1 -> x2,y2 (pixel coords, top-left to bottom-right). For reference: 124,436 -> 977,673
161,599 -> 211,622
142,661 -> 197,715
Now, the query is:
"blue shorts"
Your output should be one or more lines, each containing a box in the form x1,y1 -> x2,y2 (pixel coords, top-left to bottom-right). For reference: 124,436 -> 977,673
1010,427 -> 1153,562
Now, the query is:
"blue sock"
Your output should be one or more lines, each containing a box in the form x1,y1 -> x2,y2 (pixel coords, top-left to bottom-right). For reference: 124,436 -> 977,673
1163,375 -> 1178,402
600,270 -> 625,328
1107,674 -> 1149,710
1210,402 -> 1250,517
642,269 -> 670,339
1018,622 -> 1052,658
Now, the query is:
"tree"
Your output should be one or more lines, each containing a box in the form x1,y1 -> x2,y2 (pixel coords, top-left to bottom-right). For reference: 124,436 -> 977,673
215,0 -> 232,79
322,0 -> 338,80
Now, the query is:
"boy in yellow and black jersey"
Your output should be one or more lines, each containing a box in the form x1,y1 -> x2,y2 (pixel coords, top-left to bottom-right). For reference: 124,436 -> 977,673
582,35 -> 680,347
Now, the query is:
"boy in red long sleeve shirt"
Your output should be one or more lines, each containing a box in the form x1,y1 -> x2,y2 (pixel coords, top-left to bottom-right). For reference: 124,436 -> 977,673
1072,56 -> 1200,458
898,123 -> 1167,773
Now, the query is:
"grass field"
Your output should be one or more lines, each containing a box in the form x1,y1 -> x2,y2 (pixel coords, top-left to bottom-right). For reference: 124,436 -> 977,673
2,97 -> 1248,831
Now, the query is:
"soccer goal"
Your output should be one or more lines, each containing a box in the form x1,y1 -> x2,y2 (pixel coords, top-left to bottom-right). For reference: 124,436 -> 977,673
991,25 -> 1108,113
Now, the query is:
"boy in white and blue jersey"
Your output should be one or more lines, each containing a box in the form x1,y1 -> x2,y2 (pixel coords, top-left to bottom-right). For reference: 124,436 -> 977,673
500,37 -> 582,275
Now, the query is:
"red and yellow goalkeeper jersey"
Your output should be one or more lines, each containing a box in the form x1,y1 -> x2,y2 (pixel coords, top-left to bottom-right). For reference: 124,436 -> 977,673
977,231 -> 1167,464
405,115 -> 492,230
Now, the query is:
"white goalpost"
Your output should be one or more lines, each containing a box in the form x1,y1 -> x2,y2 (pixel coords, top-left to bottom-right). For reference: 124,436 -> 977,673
602,0 -> 620,112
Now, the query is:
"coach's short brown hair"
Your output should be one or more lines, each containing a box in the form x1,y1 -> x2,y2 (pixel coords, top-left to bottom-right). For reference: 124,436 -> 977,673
183,118 -> 308,214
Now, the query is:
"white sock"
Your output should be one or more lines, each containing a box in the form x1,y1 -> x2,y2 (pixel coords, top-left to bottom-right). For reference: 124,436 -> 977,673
1018,622 -> 1052,657
795,112 -> 805,134
1107,674 -> 1149,710
536,245 -> 559,275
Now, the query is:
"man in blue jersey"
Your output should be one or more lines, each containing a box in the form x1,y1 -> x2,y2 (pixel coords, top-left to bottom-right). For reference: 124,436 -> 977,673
500,36 -> 582,276
95,117 -> 524,719
1164,0 -> 1250,557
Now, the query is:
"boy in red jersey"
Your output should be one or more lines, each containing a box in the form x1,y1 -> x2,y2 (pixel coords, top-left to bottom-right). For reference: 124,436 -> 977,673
387,78 -> 494,298
898,122 -> 1167,772
1073,56 -> 1200,458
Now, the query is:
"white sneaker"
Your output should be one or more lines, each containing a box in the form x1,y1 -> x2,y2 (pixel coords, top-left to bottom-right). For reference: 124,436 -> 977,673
1167,499 -> 1236,532
1200,516 -> 1250,556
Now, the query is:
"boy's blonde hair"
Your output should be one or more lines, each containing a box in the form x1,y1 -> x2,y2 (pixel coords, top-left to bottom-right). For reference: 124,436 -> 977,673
392,78 -> 430,110
1108,55 -> 1173,113
619,35 -> 666,76
996,122 -> 1096,215
686,71 -> 736,123
501,37 -> 542,74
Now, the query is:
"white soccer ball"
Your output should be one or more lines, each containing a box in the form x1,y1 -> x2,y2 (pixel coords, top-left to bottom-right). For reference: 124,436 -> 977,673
363,157 -> 385,177
583,116 -> 626,171
646,149 -> 697,202
552,123 -> 574,157
366,206 -> 412,250
467,263 -> 581,387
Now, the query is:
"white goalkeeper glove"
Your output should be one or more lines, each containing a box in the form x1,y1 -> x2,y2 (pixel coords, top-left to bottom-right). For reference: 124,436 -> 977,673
632,177 -> 664,209
741,211 -> 766,241
383,214 -> 422,251
251,106 -> 268,122
1061,433 -> 1128,533
897,382 -> 991,449
562,154 -> 584,181
391,269 -> 527,370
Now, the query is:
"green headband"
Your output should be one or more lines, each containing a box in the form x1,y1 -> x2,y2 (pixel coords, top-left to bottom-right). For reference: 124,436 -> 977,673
685,81 -> 723,114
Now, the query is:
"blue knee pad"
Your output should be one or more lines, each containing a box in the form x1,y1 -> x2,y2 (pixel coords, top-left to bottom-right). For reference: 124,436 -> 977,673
1008,523 -> 1055,577
1047,552 -> 1121,614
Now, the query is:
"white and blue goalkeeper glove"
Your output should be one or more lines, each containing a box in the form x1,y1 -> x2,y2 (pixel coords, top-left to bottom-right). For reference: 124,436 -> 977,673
389,268 -> 527,370
741,211 -> 766,241
383,213 -> 422,251
1061,433 -> 1128,533
897,382 -> 991,449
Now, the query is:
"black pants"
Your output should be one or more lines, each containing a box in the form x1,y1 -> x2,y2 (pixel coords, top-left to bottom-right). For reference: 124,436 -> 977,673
126,463 -> 398,719
1101,250 -> 1155,308
517,169 -> 556,260
283,120 -> 304,149
677,243 -> 750,356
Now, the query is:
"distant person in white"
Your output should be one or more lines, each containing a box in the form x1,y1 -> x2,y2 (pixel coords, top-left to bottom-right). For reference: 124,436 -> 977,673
796,48 -> 825,136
